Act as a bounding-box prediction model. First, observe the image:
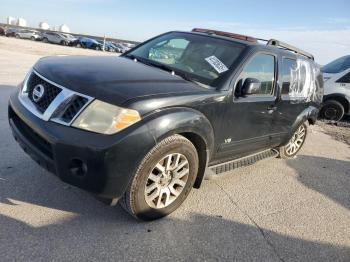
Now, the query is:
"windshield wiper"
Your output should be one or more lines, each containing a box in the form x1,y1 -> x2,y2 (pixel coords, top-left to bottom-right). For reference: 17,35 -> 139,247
140,59 -> 175,74
173,71 -> 209,88
125,54 -> 174,73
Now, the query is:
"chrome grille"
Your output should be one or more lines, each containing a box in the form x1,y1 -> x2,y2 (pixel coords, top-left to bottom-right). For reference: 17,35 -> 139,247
19,70 -> 93,126
27,73 -> 62,113
59,96 -> 89,123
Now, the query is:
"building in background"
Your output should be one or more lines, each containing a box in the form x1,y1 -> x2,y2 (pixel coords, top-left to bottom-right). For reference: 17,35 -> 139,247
17,17 -> 27,27
39,21 -> 50,30
7,16 -> 16,25
59,24 -> 70,33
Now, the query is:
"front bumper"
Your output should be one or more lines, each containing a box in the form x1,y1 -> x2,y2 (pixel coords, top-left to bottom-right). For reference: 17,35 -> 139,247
8,91 -> 156,198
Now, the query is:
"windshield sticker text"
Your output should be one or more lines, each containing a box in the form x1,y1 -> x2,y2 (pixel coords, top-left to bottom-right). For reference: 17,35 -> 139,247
205,56 -> 229,74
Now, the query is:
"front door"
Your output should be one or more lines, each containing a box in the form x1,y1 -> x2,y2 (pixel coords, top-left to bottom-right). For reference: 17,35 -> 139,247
217,52 -> 278,160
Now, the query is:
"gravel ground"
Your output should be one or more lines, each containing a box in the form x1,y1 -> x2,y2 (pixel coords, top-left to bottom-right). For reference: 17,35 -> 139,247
317,117 -> 350,145
0,36 -> 349,262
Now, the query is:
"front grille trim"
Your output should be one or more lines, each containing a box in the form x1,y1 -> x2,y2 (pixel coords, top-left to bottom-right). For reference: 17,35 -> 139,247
18,69 -> 94,126
27,73 -> 62,113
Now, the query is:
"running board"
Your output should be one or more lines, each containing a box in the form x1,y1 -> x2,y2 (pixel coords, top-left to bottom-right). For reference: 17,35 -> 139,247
205,149 -> 279,179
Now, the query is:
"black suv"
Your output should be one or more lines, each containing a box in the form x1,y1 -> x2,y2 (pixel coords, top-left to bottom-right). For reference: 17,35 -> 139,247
8,29 -> 323,221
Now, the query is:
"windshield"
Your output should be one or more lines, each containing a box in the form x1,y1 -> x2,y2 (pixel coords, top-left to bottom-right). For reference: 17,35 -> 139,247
322,55 -> 350,74
126,32 -> 245,86
62,33 -> 74,38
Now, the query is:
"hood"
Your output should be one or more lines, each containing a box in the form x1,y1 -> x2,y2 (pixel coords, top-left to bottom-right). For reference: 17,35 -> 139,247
33,56 -> 207,106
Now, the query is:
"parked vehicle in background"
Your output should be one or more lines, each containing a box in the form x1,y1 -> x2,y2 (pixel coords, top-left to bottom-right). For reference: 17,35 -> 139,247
123,42 -> 136,49
0,27 -> 5,36
320,55 -> 350,121
106,42 -> 116,52
15,29 -> 42,41
5,28 -> 18,37
8,29 -> 323,221
42,32 -> 77,45
72,37 -> 103,50
113,42 -> 130,53
97,40 -> 116,52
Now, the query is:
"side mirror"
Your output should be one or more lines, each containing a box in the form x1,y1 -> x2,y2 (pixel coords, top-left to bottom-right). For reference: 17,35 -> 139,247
242,78 -> 261,95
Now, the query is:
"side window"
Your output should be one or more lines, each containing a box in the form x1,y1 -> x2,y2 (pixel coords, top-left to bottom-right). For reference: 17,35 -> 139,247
282,58 -> 314,100
148,38 -> 189,64
237,53 -> 275,96
281,58 -> 297,94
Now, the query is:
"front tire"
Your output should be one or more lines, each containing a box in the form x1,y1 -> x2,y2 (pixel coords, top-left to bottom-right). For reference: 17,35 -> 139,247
320,100 -> 345,122
279,122 -> 307,158
120,135 -> 198,221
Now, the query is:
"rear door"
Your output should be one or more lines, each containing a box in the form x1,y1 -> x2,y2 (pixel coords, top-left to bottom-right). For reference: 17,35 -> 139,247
20,30 -> 28,38
46,32 -> 54,42
271,56 -> 312,146
217,52 -> 278,159
50,33 -> 59,43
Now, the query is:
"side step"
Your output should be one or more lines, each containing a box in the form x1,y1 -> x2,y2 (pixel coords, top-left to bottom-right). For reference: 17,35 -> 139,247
205,149 -> 279,179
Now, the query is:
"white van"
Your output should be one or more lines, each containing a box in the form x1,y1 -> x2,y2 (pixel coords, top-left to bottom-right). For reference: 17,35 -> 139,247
321,56 -> 350,121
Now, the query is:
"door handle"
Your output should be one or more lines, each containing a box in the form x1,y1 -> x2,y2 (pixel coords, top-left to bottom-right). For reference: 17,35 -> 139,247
267,105 -> 277,113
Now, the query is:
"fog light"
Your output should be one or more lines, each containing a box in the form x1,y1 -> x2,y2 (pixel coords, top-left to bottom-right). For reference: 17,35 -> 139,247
69,158 -> 87,177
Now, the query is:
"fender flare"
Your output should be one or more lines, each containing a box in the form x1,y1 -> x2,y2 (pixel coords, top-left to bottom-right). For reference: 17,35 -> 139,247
144,107 -> 215,188
281,105 -> 319,145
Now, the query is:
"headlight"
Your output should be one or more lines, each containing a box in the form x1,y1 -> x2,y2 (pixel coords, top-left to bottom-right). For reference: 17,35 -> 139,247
72,100 -> 141,134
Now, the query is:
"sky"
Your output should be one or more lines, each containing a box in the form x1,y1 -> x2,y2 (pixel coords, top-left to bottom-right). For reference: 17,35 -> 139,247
1,0 -> 350,64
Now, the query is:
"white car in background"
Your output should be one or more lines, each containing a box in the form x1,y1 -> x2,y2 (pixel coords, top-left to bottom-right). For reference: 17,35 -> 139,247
320,55 -> 350,121
15,29 -> 42,41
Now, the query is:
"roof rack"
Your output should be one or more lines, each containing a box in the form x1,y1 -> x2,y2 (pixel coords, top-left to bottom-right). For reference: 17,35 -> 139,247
192,28 -> 257,43
191,29 -> 314,60
266,39 -> 314,60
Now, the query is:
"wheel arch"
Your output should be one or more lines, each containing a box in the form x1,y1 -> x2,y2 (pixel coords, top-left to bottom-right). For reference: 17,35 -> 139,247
281,106 -> 318,145
323,93 -> 350,114
145,108 -> 215,189
179,132 -> 208,188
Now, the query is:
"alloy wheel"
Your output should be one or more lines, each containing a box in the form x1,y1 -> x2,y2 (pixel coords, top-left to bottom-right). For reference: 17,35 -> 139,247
145,153 -> 189,209
285,125 -> 306,156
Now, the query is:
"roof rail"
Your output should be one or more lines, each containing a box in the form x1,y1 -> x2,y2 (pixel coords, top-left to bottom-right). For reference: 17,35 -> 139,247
192,28 -> 257,43
267,39 -> 314,60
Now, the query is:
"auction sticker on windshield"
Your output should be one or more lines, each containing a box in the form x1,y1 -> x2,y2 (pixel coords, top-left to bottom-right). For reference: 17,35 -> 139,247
205,56 -> 229,73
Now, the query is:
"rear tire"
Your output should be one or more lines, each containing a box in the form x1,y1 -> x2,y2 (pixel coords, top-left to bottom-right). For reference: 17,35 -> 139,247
30,36 -> 35,41
320,100 -> 345,122
43,37 -> 48,43
120,134 -> 198,221
15,34 -> 20,39
279,122 -> 307,159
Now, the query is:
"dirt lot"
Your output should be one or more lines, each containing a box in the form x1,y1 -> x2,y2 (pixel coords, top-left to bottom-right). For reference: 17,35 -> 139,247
317,117 -> 350,145
0,36 -> 349,262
